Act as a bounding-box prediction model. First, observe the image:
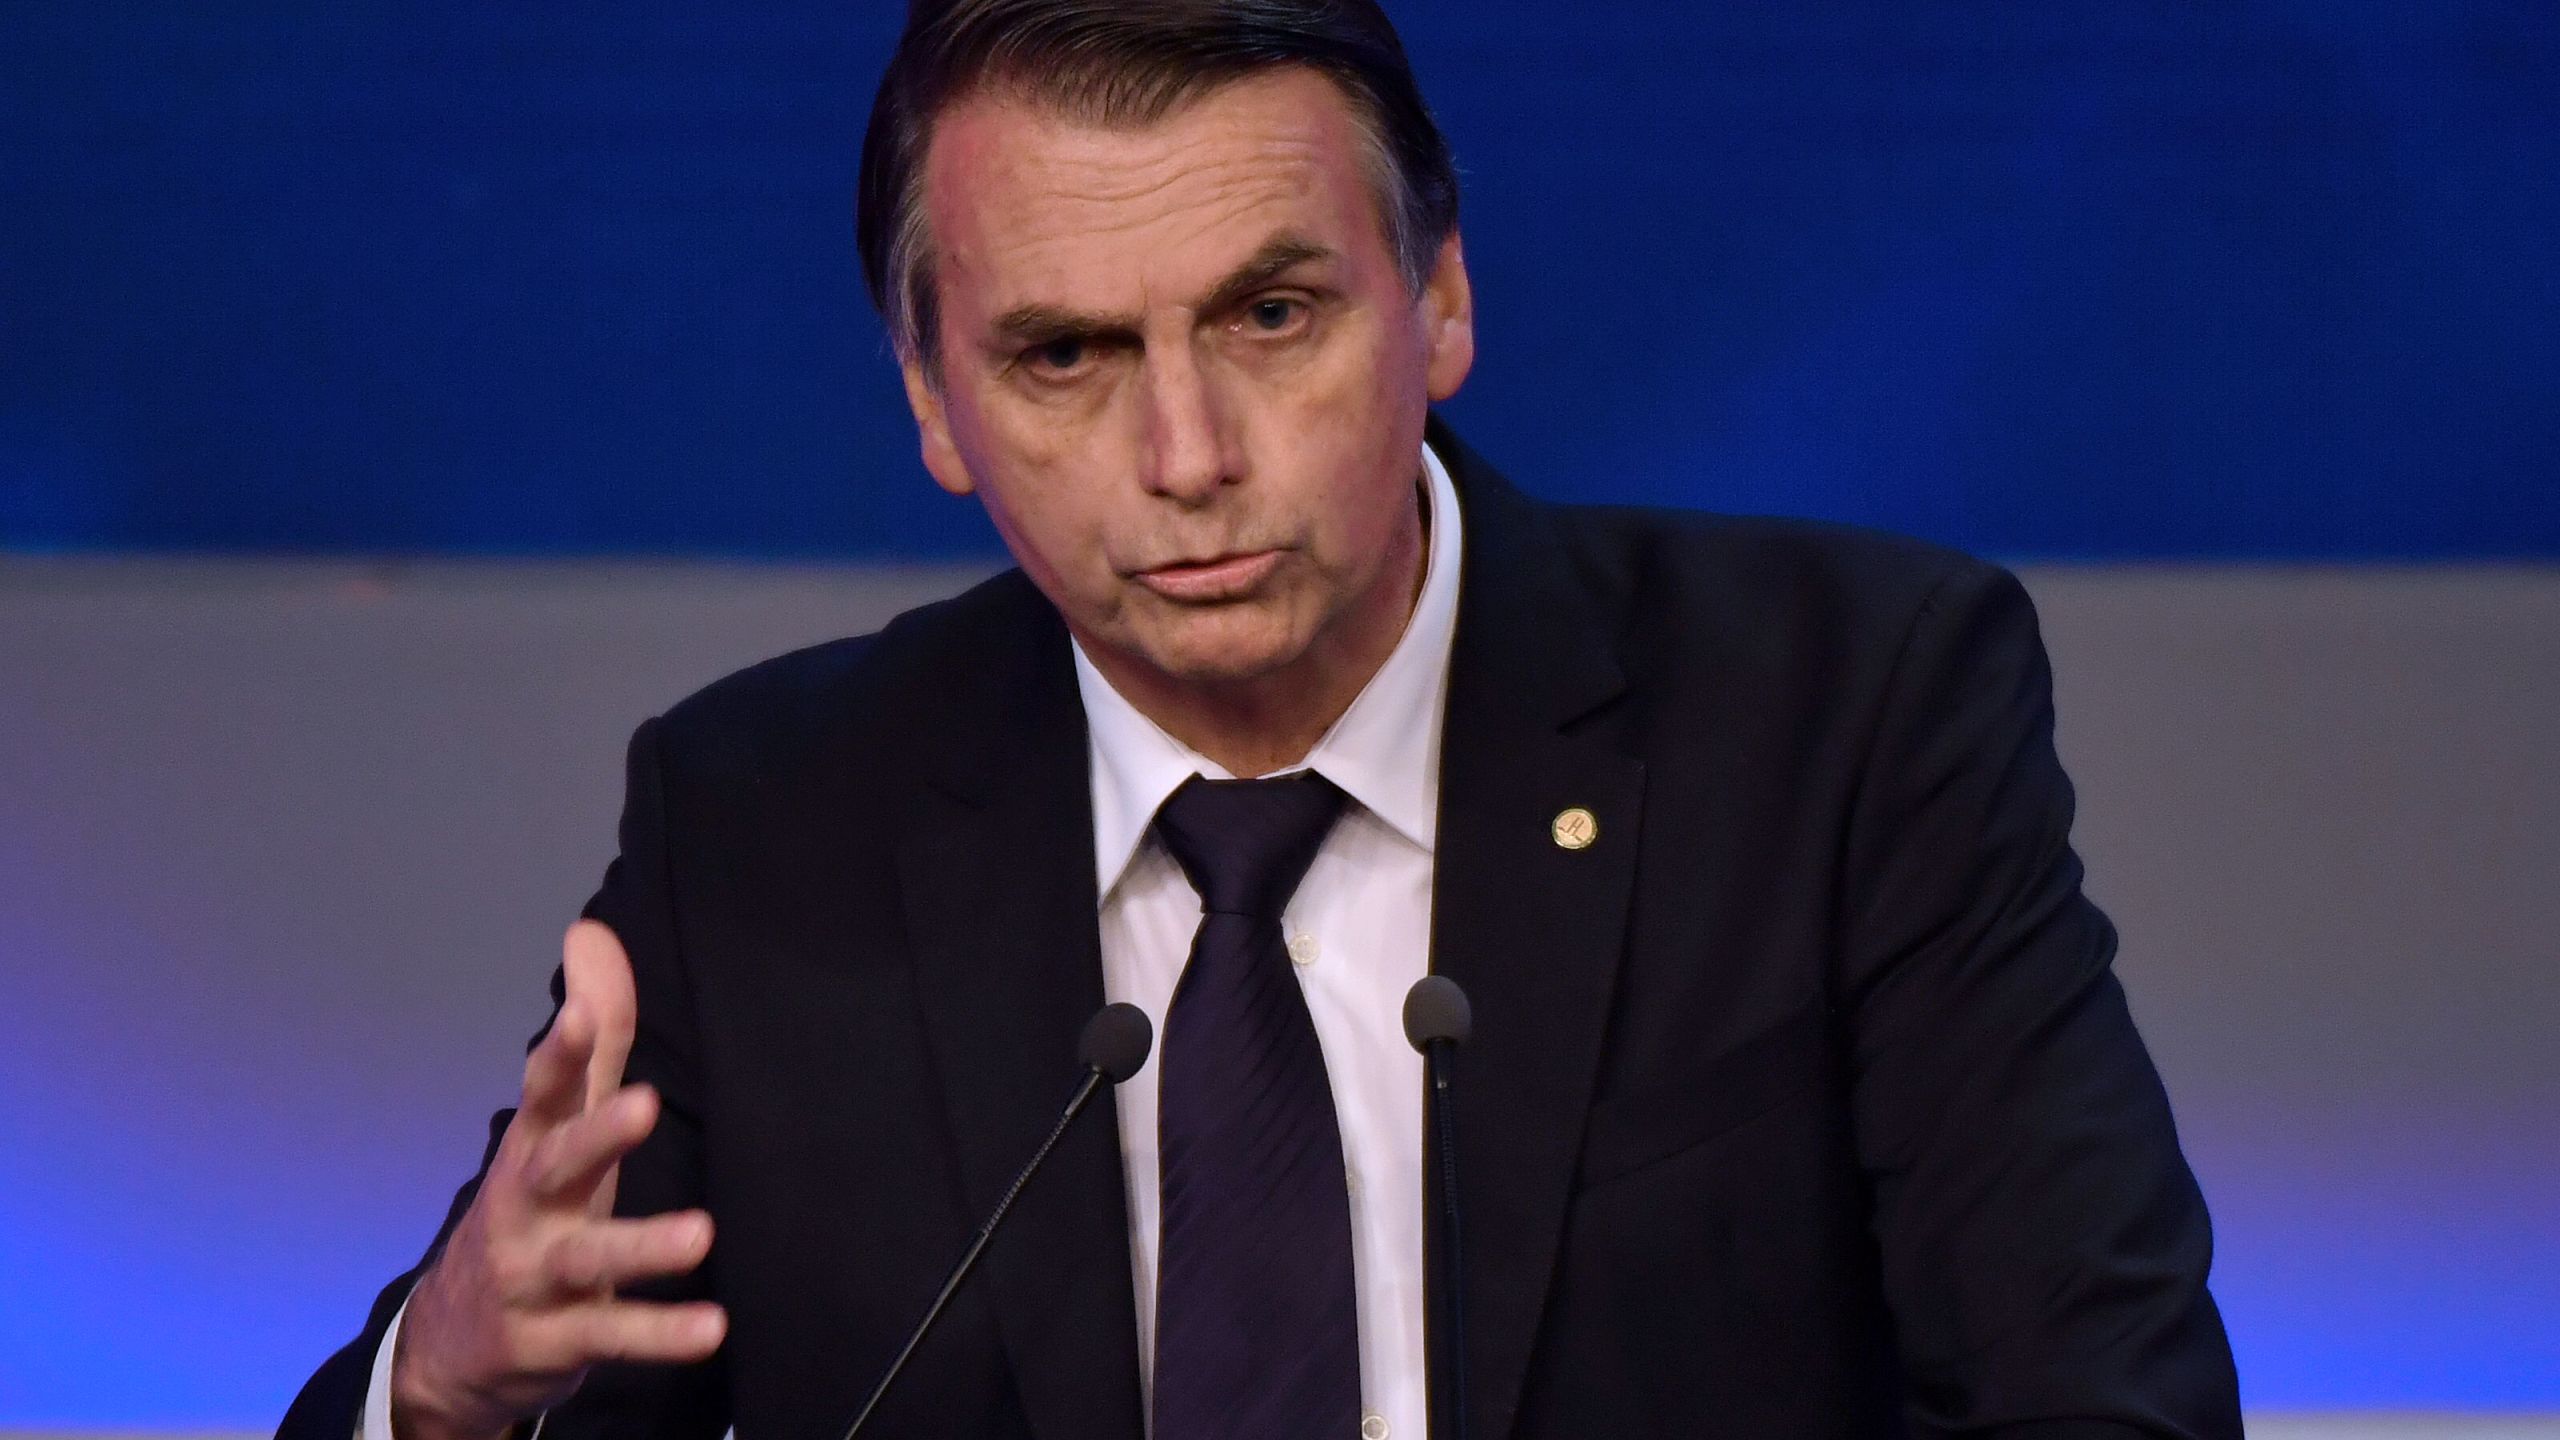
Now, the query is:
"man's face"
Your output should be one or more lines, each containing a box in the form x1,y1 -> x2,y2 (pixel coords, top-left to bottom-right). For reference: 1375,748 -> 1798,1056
901,68 -> 1473,694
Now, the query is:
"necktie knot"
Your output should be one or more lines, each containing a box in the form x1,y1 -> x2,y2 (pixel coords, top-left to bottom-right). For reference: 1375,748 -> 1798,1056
1152,772 -> 1349,920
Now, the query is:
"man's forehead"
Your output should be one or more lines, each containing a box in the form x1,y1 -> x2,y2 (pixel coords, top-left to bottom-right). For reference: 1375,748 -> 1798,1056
921,70 -> 1376,315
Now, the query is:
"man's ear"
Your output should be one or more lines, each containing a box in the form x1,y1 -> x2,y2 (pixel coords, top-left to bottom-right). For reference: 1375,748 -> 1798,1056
1422,231 -> 1475,404
900,355 -> 977,497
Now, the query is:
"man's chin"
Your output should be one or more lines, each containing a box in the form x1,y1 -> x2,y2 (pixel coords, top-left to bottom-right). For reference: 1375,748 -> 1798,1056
1146,639 -> 1304,688
1119,609 -> 1311,689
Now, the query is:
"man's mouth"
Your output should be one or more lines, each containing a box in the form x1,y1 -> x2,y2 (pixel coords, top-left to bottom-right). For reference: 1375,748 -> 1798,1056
1135,549 -> 1282,603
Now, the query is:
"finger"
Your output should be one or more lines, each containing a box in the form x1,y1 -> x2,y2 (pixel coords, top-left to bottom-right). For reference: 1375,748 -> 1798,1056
539,1210 -> 715,1298
527,1083 -> 659,1204
514,993 -> 597,1134
562,920 -> 638,1114
528,1299 -> 728,1371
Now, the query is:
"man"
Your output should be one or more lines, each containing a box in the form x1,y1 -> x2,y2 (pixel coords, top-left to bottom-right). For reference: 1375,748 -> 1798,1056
284,2 -> 2242,1436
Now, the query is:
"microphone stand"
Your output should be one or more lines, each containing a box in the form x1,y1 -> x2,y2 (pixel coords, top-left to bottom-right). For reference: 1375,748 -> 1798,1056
1403,976 -> 1472,1440
840,1003 -> 1152,1440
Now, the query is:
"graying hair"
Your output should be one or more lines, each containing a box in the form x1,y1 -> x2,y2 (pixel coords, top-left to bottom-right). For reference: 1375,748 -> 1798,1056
857,0 -> 1460,373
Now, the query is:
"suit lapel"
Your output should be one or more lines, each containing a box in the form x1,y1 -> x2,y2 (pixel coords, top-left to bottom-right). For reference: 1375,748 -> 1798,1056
896,581 -> 1146,1440
1428,421 -> 1646,1440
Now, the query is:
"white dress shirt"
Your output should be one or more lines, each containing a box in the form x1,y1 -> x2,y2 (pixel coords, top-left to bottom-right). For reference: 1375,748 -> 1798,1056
364,444 -> 1462,1440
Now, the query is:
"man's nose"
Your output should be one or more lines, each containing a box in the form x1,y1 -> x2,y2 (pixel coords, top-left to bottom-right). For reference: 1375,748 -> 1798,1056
1136,343 -> 1237,505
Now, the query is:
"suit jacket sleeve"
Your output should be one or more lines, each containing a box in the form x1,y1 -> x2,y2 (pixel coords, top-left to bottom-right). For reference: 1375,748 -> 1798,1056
278,717 -> 729,1440
1833,560 -> 2241,1438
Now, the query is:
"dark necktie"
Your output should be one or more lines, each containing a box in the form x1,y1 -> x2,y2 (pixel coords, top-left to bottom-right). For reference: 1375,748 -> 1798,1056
1149,772 -> 1361,1440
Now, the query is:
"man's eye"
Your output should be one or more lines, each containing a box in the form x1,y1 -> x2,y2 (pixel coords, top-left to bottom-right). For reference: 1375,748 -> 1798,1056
1028,337 -> 1088,372
1245,298 -> 1302,333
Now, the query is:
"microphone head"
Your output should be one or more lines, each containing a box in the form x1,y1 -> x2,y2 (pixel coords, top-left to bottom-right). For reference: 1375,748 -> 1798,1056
1079,1002 -> 1154,1083
1402,975 -> 1473,1052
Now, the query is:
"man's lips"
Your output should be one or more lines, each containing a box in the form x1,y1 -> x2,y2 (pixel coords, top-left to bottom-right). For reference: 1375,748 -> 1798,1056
1134,549 -> 1282,602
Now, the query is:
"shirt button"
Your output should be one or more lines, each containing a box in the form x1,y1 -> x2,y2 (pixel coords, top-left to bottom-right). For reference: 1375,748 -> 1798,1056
1361,1414 -> 1390,1440
1345,1164 -> 1362,1197
1287,933 -> 1320,966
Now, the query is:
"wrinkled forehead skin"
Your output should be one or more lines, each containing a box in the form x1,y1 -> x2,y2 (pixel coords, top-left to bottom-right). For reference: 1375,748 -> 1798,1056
919,68 -> 1409,367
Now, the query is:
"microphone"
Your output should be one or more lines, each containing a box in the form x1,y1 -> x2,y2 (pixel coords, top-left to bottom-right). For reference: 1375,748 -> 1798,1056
841,1002 -> 1153,1440
1402,976 -> 1472,1440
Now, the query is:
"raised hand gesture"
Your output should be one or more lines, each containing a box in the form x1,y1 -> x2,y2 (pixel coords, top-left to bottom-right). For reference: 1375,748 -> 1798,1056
389,921 -> 725,1440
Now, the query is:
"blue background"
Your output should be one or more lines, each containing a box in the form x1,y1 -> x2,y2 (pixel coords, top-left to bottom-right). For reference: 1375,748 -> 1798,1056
3,2 -> 2554,562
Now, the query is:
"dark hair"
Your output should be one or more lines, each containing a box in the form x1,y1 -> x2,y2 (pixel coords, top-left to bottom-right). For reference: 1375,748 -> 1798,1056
857,0 -> 1460,369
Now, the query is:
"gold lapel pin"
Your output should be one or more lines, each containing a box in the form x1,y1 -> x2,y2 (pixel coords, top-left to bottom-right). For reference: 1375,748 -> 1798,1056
1551,806 -> 1599,851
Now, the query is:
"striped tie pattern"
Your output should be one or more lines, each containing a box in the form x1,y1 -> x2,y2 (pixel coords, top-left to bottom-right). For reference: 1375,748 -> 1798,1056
1149,772 -> 1361,1440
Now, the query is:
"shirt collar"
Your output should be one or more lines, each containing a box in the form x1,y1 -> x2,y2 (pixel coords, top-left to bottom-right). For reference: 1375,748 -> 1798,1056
1076,441 -> 1466,902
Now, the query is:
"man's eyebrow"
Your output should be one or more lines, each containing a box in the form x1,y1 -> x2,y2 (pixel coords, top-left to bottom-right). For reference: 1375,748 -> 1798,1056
1194,234 -> 1336,316
987,302 -> 1127,350
983,234 -> 1337,350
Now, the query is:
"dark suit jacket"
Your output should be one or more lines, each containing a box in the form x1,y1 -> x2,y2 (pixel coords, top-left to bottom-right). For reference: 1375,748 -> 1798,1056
283,420 -> 2240,1439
